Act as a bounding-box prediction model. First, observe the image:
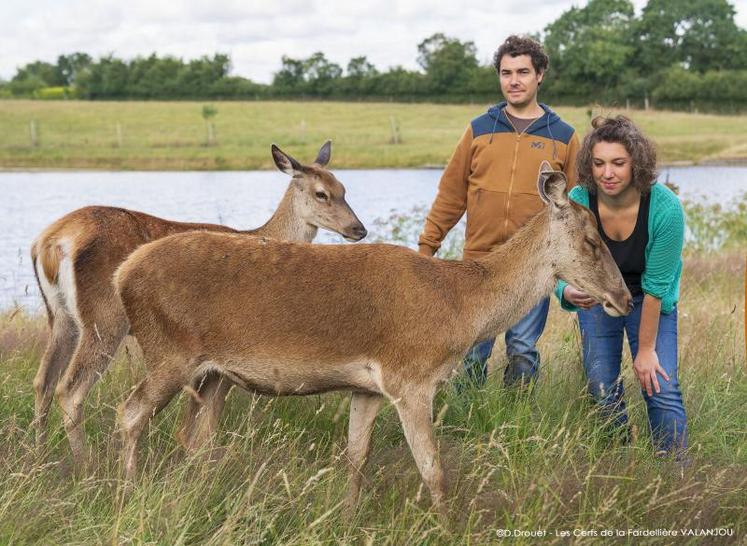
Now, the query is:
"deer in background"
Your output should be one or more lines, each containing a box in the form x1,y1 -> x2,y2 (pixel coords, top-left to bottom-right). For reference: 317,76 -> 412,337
31,141 -> 366,465
114,162 -> 631,517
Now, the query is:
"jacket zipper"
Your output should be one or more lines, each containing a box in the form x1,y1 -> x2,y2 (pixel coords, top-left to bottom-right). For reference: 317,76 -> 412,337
502,114 -> 542,238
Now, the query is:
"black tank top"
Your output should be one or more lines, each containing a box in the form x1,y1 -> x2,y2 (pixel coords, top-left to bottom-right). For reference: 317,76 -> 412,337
589,192 -> 650,296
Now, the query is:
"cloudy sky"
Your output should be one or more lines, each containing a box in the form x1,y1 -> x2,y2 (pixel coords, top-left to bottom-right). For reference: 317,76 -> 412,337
2,0 -> 746,83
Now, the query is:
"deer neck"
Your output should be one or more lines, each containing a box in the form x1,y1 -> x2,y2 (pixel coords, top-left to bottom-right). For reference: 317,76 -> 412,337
469,211 -> 556,339
248,184 -> 318,242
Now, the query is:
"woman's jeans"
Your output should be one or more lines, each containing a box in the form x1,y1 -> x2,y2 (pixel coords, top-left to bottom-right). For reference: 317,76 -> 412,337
463,297 -> 550,387
577,294 -> 687,453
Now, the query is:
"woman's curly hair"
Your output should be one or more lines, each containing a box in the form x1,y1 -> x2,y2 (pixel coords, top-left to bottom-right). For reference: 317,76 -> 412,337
577,115 -> 658,194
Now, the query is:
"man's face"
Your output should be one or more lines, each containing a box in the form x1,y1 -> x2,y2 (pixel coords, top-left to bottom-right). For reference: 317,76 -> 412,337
499,54 -> 543,108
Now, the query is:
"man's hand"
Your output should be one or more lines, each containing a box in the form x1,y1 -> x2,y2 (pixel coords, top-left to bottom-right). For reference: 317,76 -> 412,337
562,284 -> 595,309
633,347 -> 670,397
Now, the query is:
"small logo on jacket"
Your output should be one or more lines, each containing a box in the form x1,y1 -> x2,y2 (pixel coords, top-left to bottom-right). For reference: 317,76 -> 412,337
530,141 -> 545,149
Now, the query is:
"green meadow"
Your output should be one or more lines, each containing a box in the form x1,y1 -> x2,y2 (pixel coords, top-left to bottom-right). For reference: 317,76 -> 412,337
1,100 -> 746,170
1,99 -> 745,543
0,246 -> 744,544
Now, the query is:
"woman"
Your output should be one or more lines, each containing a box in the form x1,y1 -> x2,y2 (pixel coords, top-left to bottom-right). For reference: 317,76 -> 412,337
555,115 -> 687,454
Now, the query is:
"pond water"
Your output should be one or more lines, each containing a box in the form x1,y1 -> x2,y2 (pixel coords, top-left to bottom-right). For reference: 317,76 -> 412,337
1,165 -> 745,312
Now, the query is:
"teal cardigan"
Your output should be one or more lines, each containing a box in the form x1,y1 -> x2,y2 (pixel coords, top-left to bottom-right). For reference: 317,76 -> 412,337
554,183 -> 685,314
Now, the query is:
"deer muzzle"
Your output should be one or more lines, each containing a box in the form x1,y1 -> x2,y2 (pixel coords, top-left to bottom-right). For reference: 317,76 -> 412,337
343,223 -> 368,242
601,289 -> 633,317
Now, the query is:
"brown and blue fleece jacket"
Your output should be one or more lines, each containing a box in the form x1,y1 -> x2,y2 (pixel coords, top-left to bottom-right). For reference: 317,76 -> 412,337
418,102 -> 580,260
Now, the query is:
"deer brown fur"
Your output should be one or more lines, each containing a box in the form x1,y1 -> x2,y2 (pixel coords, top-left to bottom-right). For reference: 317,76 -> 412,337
114,162 -> 631,516
31,141 -> 366,465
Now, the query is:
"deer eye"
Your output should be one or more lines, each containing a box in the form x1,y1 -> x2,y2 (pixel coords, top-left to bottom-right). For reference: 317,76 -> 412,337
315,191 -> 328,201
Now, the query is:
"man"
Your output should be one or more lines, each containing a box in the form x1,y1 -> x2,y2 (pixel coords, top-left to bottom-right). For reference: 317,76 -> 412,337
417,35 -> 580,387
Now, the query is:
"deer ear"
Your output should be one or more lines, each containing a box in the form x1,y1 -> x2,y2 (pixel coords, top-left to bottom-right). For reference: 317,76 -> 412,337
315,140 -> 332,167
537,163 -> 568,207
271,144 -> 303,175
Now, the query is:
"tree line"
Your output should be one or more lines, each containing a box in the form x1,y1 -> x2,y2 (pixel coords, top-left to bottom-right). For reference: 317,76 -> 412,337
2,0 -> 746,112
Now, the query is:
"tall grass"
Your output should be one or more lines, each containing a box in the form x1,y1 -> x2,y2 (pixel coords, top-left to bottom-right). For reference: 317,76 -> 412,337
1,100 -> 747,170
682,193 -> 747,253
0,227 -> 744,544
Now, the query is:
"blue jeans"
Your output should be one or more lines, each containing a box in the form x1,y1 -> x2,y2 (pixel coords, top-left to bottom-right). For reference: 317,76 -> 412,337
578,294 -> 687,453
463,297 -> 549,386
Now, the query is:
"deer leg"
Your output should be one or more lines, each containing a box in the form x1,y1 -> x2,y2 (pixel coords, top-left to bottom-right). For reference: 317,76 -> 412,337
344,392 -> 384,513
56,319 -> 127,466
178,371 -> 233,453
393,391 -> 448,519
119,361 -> 187,481
33,313 -> 79,447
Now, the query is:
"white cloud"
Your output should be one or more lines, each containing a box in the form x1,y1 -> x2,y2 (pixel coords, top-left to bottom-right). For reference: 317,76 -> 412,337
0,0 -> 744,83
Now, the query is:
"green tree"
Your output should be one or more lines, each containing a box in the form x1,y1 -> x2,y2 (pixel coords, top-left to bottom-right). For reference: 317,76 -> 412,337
127,54 -> 183,98
635,0 -> 746,73
416,33 -> 479,94
9,60 -> 64,95
346,56 -> 378,79
467,65 -> 499,97
272,55 -> 306,95
208,76 -> 266,98
8,74 -> 47,96
653,66 -> 747,105
371,66 -> 427,97
651,65 -> 702,101
343,56 -> 379,96
271,52 -> 343,97
543,0 -> 635,97
177,54 -> 231,97
57,52 -> 92,86
75,55 -> 129,98
303,52 -> 343,96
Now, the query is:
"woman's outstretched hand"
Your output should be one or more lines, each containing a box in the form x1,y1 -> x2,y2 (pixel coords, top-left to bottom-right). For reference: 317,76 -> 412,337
563,284 -> 596,310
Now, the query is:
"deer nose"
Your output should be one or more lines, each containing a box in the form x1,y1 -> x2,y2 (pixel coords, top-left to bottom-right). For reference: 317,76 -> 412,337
349,224 -> 367,241
620,290 -> 633,315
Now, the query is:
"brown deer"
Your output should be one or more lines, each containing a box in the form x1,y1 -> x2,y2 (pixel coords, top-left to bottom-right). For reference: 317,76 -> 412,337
114,162 -> 631,516
31,141 -> 366,465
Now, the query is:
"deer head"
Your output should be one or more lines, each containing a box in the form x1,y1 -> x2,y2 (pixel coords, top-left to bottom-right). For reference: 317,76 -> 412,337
538,161 -> 632,317
271,141 -> 367,242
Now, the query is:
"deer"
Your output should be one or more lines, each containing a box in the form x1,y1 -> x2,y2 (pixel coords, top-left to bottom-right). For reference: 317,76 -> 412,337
114,161 -> 632,517
31,141 -> 366,466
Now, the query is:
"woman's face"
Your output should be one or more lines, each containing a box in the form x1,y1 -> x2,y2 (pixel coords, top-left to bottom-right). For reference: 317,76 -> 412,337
592,141 -> 634,197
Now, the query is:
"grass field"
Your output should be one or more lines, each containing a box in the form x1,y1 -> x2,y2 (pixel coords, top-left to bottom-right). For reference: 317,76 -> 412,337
1,100 -> 747,170
0,244 -> 744,544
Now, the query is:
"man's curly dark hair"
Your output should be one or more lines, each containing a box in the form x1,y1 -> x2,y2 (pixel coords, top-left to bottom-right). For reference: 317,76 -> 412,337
492,35 -> 549,76
577,116 -> 658,195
